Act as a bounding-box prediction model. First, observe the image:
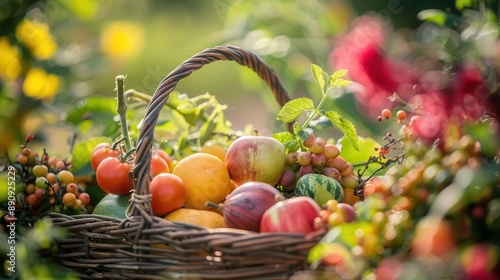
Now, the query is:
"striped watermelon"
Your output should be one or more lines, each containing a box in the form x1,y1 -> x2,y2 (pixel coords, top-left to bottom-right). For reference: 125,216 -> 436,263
295,173 -> 344,206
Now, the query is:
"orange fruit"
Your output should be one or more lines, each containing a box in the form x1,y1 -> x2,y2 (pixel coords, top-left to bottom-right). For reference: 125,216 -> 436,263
172,153 -> 231,210
199,143 -> 226,162
165,208 -> 226,228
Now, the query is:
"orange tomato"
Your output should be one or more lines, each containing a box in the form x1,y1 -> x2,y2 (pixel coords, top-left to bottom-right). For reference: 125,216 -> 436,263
150,154 -> 170,177
154,149 -> 173,170
149,173 -> 187,216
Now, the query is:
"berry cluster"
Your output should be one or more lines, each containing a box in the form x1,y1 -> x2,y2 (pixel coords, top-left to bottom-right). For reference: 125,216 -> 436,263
277,132 -> 360,205
2,134 -> 91,226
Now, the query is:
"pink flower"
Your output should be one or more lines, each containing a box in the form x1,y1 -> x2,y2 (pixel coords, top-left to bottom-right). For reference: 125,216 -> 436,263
329,16 -> 416,118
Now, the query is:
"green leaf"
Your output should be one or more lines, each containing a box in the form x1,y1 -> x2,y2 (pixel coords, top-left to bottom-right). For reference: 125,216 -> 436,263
276,97 -> 315,123
65,97 -> 120,137
455,0 -> 473,10
71,136 -> 111,174
311,64 -> 325,90
199,119 -> 217,145
65,97 -> 116,124
71,162 -> 94,177
465,120 -> 499,159
329,69 -> 348,82
314,184 -> 335,207
283,139 -> 301,153
272,131 -> 295,144
293,122 -> 302,135
330,78 -> 352,88
338,136 -> 383,174
417,9 -> 447,25
176,97 -> 197,114
324,111 -> 359,150
297,128 -> 314,142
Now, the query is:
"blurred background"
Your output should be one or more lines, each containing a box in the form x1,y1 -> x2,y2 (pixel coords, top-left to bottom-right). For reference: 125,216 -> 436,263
0,0 -> 497,157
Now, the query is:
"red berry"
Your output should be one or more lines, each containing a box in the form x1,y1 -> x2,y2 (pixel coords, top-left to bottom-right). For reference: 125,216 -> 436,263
377,116 -> 383,122
381,109 -> 392,119
25,134 -> 35,142
22,148 -> 31,156
396,110 -> 407,121
17,155 -> 28,165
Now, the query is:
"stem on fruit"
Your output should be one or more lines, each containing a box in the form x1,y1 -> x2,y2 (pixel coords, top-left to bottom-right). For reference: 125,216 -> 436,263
112,136 -> 126,150
205,201 -> 223,210
115,75 -> 133,151
120,147 -> 137,162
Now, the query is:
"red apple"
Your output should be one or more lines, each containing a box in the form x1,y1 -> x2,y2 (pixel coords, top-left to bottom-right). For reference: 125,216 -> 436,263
260,196 -> 321,234
225,136 -> 286,186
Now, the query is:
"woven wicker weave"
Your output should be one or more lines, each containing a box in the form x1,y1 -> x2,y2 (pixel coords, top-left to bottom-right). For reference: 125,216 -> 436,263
48,46 -> 325,279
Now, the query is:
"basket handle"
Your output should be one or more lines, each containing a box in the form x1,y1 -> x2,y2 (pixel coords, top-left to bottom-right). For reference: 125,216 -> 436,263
129,45 -> 292,219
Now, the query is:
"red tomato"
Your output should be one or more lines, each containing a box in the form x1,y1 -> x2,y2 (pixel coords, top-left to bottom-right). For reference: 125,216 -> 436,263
153,149 -> 173,170
149,173 -> 187,216
91,143 -> 121,171
96,157 -> 133,195
150,154 -> 170,177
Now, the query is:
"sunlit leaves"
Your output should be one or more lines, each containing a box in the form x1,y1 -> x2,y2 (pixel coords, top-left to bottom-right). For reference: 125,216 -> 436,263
277,97 -> 315,123
324,111 -> 358,150
338,136 -> 383,175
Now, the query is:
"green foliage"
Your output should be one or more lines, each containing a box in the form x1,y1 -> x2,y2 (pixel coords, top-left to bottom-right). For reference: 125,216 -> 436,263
0,219 -> 77,280
338,136 -> 384,175
417,9 -> 448,25
65,97 -> 121,137
324,111 -> 358,151
276,97 -> 314,123
276,64 -> 358,150
71,136 -> 111,176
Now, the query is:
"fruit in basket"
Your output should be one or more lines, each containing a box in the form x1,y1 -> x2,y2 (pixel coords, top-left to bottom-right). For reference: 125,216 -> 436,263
295,173 -> 344,206
260,196 -> 321,234
90,142 -> 121,171
153,149 -> 173,170
165,208 -> 225,228
200,142 -> 226,162
207,182 -> 284,232
149,173 -> 187,216
95,157 -> 133,195
226,181 -> 284,200
172,153 -> 231,210
225,135 -> 286,186
92,193 -> 131,219
150,154 -> 170,177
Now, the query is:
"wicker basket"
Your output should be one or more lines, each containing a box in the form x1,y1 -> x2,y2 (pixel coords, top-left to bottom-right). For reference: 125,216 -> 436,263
47,46 -> 326,279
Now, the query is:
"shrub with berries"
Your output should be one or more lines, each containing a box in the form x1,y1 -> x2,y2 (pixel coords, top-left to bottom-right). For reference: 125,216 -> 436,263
1,134 -> 93,227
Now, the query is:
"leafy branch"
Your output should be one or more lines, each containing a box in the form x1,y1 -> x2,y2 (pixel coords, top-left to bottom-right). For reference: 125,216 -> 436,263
275,64 -> 358,151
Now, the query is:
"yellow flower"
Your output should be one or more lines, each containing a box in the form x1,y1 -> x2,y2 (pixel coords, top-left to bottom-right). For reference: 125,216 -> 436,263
23,68 -> 60,100
100,21 -> 144,60
0,37 -> 22,80
16,19 -> 57,60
